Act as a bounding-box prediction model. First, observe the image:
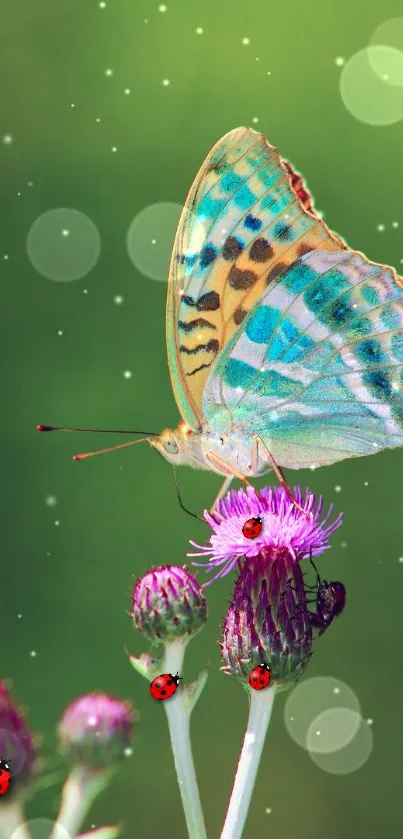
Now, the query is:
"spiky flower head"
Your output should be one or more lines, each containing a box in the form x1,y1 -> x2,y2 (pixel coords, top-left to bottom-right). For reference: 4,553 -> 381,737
189,486 -> 342,583
132,564 -> 206,643
0,681 -> 37,797
58,693 -> 136,769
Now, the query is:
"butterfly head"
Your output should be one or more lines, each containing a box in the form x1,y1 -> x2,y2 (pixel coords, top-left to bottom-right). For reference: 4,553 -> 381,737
149,422 -> 199,466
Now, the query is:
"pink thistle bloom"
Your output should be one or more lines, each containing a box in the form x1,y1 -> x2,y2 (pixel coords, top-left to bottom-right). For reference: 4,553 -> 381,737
58,693 -> 136,769
189,486 -> 342,584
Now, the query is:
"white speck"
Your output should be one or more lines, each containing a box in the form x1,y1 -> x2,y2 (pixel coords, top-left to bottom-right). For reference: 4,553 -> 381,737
123,370 -> 133,379
124,88 -> 131,95
334,485 -> 342,493
335,56 -> 345,66
88,715 -> 98,726
83,288 -> 88,294
96,117 -> 101,123
123,746 -> 133,757
99,1 -> 107,7
252,117 -> 259,124
54,520 -> 60,526
158,4 -> 167,11
267,71 -> 272,76
45,495 -> 57,507
367,718 -> 373,725
4,254 -> 9,261
364,480 -> 369,486
315,729 -> 321,737
333,687 -> 340,694
114,295 -> 124,305
195,26 -> 204,35
392,221 -> 399,229
265,808 -> 272,815
2,134 -> 13,145
151,238 -> 157,245
309,464 -> 317,471
242,37 -> 250,46
341,541 -> 347,548
17,613 -> 22,619
57,329 -> 63,336
30,650 -> 37,658
28,181 -> 34,187
162,78 -> 170,86
111,146 -> 118,153
144,18 -> 148,23
17,191 -> 22,197
70,103 -> 75,109
377,224 -> 385,232
105,68 -> 113,77
61,228 -> 70,237
398,557 -> 403,563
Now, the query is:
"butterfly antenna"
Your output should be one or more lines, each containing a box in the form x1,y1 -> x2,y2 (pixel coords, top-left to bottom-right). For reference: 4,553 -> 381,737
36,424 -> 157,461
172,464 -> 205,523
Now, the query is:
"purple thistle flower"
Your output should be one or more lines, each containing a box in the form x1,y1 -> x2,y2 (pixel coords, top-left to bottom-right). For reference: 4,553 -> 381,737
0,681 -> 37,795
58,693 -> 136,769
132,565 -> 207,642
189,486 -> 342,584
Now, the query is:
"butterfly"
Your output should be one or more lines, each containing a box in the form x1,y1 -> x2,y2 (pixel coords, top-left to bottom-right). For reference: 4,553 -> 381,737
39,127 -> 403,512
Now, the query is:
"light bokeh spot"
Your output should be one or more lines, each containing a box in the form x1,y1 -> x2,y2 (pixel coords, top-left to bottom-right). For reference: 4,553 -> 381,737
308,714 -> 373,774
284,676 -> 361,749
306,706 -> 362,754
126,202 -> 206,282
27,209 -> 101,282
340,47 -> 403,125
370,18 -> 403,85
12,819 -> 70,839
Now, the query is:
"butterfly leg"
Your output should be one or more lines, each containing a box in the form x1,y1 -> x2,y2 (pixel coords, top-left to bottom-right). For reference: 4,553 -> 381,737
205,452 -> 251,512
252,435 -> 311,519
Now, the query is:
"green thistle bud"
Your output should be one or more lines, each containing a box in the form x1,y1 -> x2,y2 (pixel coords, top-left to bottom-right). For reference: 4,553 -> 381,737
58,693 -> 136,769
132,565 -> 206,643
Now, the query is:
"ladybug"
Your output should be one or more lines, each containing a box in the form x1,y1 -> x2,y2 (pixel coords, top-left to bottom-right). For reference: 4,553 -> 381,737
248,664 -> 271,691
149,672 -> 182,701
0,757 -> 12,798
242,517 -> 262,540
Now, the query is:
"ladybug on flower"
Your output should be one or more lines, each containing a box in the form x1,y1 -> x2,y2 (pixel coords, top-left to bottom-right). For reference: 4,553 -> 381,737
0,757 -> 12,798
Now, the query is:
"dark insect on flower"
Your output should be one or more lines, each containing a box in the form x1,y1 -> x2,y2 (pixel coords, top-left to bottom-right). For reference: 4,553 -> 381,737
305,558 -> 346,636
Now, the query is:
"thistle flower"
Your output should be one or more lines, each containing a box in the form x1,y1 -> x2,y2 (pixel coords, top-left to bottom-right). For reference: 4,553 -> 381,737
58,693 -> 135,769
132,564 -> 206,643
189,485 -> 342,583
0,681 -> 37,795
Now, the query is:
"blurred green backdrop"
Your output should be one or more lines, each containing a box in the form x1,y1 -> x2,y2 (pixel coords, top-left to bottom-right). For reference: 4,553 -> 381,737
2,0 -> 403,837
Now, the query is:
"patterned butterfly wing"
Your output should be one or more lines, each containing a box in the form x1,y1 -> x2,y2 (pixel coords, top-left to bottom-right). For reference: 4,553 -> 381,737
166,127 -> 346,429
203,248 -> 403,467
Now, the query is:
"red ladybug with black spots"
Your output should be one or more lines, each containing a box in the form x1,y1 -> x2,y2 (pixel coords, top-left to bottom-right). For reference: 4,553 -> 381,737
0,758 -> 12,798
150,673 -> 182,701
242,517 -> 262,539
249,664 -> 271,691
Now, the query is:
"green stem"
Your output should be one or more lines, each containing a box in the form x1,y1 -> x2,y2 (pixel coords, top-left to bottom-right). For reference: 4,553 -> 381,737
0,800 -> 32,839
50,766 -> 112,838
163,640 -> 207,839
220,686 -> 276,839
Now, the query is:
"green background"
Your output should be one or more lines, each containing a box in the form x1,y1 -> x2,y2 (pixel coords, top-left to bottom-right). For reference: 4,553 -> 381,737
2,1 -> 403,837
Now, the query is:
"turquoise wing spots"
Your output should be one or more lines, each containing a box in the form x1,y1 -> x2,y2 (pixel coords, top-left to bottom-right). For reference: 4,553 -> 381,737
166,127 -> 345,428
203,248 -> 403,467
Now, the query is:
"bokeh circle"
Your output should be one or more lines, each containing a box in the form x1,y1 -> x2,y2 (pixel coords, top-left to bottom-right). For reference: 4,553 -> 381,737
126,202 -> 207,282
284,676 -> 361,749
339,47 -> 403,125
307,712 -> 373,774
370,18 -> 403,85
12,819 -> 70,839
27,208 -> 101,281
306,706 -> 361,754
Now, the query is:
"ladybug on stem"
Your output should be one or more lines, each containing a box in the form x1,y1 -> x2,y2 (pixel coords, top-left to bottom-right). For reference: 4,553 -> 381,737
242,517 -> 262,540
150,672 -> 182,701
248,663 -> 271,691
0,758 -> 12,798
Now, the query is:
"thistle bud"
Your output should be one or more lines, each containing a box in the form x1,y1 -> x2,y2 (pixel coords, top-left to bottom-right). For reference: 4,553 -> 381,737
132,565 -> 206,643
58,693 -> 135,769
0,681 -> 37,795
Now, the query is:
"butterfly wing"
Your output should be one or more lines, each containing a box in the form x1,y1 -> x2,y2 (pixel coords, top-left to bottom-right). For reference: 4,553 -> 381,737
166,127 -> 346,429
203,249 -> 403,467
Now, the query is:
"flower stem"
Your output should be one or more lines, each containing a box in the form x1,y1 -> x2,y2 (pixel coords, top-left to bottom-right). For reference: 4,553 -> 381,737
50,766 -> 112,838
220,686 -> 276,839
0,800 -> 32,839
163,640 -> 207,839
